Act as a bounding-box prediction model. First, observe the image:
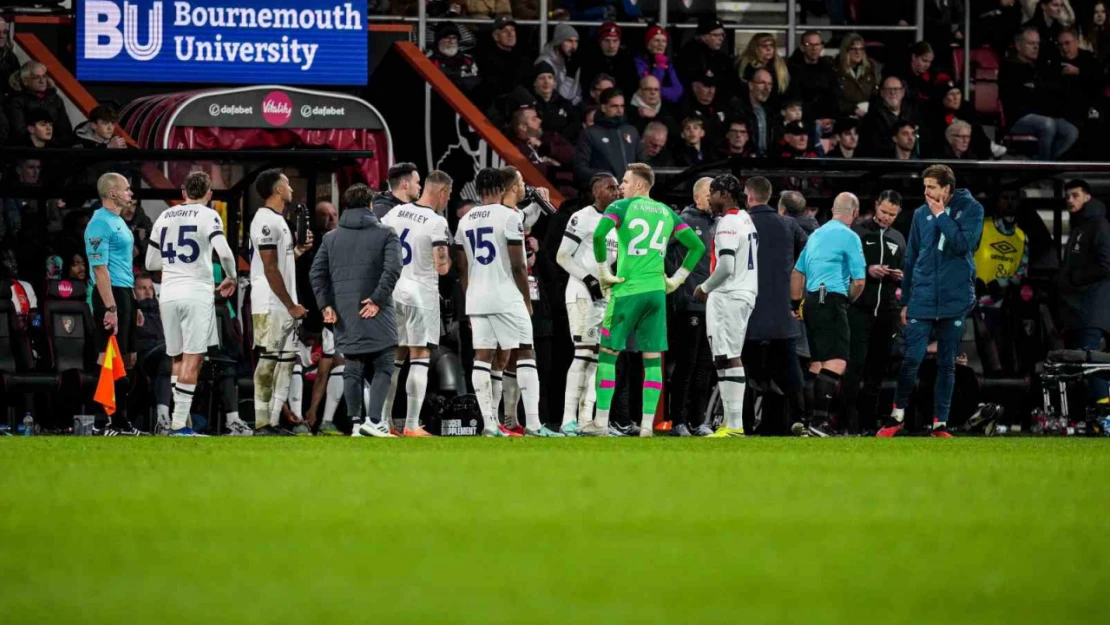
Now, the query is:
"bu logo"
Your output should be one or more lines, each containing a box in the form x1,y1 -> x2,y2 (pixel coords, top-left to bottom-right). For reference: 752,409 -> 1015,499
85,1 -> 164,62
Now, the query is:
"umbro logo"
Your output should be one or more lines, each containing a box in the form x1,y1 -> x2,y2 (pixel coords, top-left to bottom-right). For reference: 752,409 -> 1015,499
990,241 -> 1018,255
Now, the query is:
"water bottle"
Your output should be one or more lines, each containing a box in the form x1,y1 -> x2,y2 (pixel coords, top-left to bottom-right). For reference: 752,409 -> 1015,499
22,414 -> 34,437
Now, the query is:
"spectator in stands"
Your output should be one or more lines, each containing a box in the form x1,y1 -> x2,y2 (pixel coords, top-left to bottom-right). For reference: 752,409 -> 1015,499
777,121 -> 820,159
574,87 -> 643,184
372,162 -> 419,218
428,22 -> 481,95
20,109 -> 54,148
786,31 -> 839,135
536,24 -> 583,105
477,17 -> 532,103
532,61 -> 581,142
74,105 -> 127,150
0,17 -> 19,98
1080,1 -> 1109,63
717,119 -> 755,158
583,74 -> 616,110
928,80 -> 1001,158
1024,0 -> 1070,62
676,16 -> 735,95
423,3 -> 477,51
999,27 -> 1079,160
887,42 -> 938,107
2,247 -> 38,332
581,22 -> 639,97
938,119 -> 987,159
834,33 -> 880,117
1056,28 -> 1103,137
508,105 -> 575,182
679,69 -> 726,143
1059,178 -> 1110,407
826,117 -> 860,158
635,25 -> 684,105
5,61 -> 73,146
641,121 -> 674,167
891,120 -> 920,159
466,0 -> 510,17
627,74 -> 677,133
974,0 -> 1025,54
737,33 -> 790,98
6,158 -> 64,240
734,68 -> 776,156
860,76 -> 920,156
673,117 -> 708,166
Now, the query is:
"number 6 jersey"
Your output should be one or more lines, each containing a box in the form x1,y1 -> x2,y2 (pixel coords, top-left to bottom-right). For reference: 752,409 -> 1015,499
150,203 -> 227,304
600,196 -> 686,297
382,203 -> 451,311
454,203 -> 527,315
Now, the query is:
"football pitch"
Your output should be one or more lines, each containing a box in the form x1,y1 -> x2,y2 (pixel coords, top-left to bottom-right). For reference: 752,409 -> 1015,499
1,437 -> 1106,624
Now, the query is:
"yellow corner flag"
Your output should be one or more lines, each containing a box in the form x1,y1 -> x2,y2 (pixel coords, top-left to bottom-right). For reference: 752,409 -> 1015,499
94,336 -> 127,415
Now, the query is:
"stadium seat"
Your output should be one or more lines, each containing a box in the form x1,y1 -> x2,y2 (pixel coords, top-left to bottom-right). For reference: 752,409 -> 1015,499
0,290 -> 54,425
43,280 -> 96,387
214,304 -> 254,396
997,104 -> 1039,155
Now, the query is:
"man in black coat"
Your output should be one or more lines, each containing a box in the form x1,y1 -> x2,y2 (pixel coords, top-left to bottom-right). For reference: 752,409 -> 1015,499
844,190 -> 906,433
1059,179 -> 1110,406
741,177 -> 808,434
311,184 -> 403,437
786,31 -> 839,133
999,27 -> 1078,160
675,16 -> 735,97
476,17 -> 533,103
5,61 -> 73,145
580,22 -> 640,98
573,88 -> 643,184
372,162 -> 422,218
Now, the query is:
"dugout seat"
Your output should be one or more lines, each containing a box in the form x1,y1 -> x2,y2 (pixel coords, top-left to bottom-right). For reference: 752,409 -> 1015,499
0,284 -> 55,424
43,280 -> 97,389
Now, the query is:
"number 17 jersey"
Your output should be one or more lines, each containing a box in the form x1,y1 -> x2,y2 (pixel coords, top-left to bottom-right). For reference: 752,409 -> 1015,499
454,203 -> 527,315
602,196 -> 686,297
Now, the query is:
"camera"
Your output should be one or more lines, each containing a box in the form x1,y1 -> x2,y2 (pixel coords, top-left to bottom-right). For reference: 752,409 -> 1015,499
522,184 -> 555,216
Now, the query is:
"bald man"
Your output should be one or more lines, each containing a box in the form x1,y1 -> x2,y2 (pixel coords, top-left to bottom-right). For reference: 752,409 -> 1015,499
666,176 -> 718,436
790,192 -> 867,436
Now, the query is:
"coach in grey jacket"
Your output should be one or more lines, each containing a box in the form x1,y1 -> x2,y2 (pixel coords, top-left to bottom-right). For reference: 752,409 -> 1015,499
310,184 -> 402,434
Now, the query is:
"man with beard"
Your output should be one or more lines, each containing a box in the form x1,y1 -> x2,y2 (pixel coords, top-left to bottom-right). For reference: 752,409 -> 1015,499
786,31 -> 838,135
627,75 -> 677,134
373,163 -> 421,219
581,22 -> 640,97
531,62 -> 581,142
574,88 -> 643,185
676,16 -> 735,95
507,105 -> 575,183
477,17 -> 532,102
731,68 -> 776,156
535,23 -> 583,105
826,117 -> 860,158
427,22 -> 480,96
890,120 -> 920,160
860,76 -> 920,157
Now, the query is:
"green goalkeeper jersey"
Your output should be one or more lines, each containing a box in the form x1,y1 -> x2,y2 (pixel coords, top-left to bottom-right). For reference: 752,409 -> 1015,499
593,196 -> 703,298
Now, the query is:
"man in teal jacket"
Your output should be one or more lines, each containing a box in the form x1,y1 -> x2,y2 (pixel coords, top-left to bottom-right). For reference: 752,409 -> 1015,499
878,164 -> 984,438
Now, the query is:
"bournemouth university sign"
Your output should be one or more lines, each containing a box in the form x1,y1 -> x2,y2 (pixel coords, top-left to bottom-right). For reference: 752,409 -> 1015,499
77,1 -> 368,85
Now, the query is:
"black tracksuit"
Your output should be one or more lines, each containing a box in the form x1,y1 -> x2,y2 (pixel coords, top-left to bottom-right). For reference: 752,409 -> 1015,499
844,218 -> 906,432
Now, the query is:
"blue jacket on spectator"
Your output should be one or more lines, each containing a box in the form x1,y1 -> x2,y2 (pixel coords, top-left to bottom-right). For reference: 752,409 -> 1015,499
900,188 -> 985,320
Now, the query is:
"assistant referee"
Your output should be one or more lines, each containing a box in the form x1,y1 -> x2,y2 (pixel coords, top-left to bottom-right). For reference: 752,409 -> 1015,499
790,192 -> 866,436
86,172 -> 143,435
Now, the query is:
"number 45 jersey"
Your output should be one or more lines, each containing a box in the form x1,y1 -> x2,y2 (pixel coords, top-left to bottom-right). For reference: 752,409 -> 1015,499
602,197 -> 687,298
151,203 -> 226,304
454,203 -> 528,316
382,203 -> 451,310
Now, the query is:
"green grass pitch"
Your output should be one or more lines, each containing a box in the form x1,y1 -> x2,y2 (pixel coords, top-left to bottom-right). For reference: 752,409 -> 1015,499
1,437 -> 1107,624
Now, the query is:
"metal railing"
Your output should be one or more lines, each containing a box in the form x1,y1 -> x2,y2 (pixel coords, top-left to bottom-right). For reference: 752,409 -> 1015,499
372,0 -> 927,55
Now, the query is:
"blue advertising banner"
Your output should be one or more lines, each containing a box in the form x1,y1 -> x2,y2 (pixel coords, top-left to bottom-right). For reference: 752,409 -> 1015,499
77,0 -> 368,85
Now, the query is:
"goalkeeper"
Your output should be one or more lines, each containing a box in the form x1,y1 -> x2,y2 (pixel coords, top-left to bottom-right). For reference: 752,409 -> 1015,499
580,163 -> 706,437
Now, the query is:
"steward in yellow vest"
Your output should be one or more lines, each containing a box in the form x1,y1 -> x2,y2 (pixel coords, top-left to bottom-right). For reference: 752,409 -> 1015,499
975,216 -> 1028,306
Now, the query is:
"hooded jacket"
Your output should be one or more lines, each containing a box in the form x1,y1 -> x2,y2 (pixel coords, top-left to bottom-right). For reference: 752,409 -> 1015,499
310,207 -> 402,354
573,113 -> 643,184
372,192 -> 404,220
900,188 -> 985,320
851,218 -> 907,316
666,205 -> 715,312
535,24 -> 583,105
1057,199 -> 1110,334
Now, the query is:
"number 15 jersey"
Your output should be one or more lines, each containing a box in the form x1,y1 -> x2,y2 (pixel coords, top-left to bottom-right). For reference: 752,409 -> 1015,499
454,203 -> 527,316
602,196 -> 686,298
150,203 -> 225,304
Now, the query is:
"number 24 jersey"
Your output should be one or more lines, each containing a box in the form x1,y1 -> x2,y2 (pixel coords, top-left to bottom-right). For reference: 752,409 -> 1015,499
454,203 -> 527,316
602,196 -> 686,297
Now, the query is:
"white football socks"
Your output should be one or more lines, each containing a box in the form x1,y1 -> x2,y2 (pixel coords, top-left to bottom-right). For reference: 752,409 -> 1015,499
472,361 -> 495,431
516,360 -> 541,432
382,360 -> 404,427
323,365 -> 344,424
405,358 -> 430,431
269,360 -> 294,427
720,366 -> 747,430
581,359 -> 597,426
562,350 -> 591,427
171,382 -> 195,430
502,371 -> 520,429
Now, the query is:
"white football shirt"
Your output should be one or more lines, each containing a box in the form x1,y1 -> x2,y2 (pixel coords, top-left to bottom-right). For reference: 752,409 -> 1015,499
249,207 -> 297,314
382,202 -> 450,310
712,209 -> 760,302
150,203 -> 225,304
454,203 -> 528,316
562,205 -> 618,304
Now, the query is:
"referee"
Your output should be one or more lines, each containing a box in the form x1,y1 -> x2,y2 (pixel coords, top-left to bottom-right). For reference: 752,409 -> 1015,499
790,192 -> 867,436
86,173 -> 143,435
